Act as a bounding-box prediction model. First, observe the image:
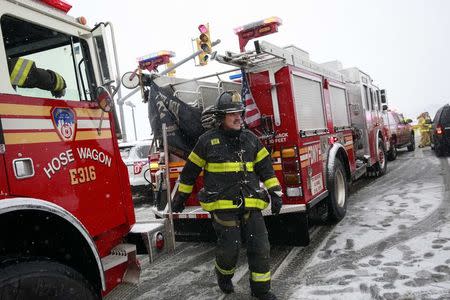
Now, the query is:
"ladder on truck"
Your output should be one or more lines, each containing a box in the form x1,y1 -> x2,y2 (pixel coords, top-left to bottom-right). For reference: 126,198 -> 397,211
215,40 -> 345,81
214,41 -> 348,127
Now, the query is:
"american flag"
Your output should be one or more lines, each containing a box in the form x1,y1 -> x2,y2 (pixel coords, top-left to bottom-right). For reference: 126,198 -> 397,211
241,71 -> 261,128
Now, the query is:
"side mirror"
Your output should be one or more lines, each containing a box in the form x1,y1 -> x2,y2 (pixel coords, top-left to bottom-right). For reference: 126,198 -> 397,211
122,71 -> 140,89
92,23 -> 115,84
405,118 -> 413,124
382,104 -> 388,111
96,86 -> 113,112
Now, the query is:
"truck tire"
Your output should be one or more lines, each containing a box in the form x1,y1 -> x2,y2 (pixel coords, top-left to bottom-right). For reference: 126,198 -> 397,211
368,138 -> 387,177
407,133 -> 415,151
0,259 -> 98,300
326,159 -> 348,223
387,146 -> 397,161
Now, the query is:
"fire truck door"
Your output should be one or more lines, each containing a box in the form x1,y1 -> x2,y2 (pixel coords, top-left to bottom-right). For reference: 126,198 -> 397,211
1,99 -> 127,236
0,14 -> 126,235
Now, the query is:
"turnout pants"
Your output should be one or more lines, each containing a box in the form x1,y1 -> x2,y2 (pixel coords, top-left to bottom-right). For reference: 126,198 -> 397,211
419,130 -> 431,147
212,210 -> 271,295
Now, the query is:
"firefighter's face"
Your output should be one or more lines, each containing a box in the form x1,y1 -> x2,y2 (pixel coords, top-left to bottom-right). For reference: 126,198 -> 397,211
223,112 -> 242,130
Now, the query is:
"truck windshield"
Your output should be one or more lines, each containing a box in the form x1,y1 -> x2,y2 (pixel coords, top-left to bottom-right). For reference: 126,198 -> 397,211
1,15 -> 95,101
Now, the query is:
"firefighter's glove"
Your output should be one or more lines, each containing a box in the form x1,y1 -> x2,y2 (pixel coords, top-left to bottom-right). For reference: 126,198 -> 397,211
270,190 -> 283,215
201,106 -> 217,130
51,88 -> 66,98
49,70 -> 66,98
172,193 -> 188,213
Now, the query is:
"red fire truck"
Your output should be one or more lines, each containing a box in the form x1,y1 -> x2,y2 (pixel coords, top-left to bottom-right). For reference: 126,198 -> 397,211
147,17 -> 388,245
0,0 -> 173,298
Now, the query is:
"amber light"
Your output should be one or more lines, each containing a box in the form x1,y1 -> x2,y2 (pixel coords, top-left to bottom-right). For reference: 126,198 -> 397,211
284,173 -> 301,185
281,147 -> 298,158
258,25 -> 272,34
76,16 -> 87,25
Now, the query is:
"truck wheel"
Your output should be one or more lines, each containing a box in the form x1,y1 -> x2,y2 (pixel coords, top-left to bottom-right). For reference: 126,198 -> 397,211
368,138 -> 387,177
387,146 -> 397,161
326,159 -> 348,223
0,259 -> 98,300
407,134 -> 415,151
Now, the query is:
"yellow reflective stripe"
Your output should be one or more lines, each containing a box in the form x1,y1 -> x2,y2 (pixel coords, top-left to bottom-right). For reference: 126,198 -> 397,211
178,182 -> 193,193
199,200 -> 238,211
55,73 -> 65,91
10,58 -> 24,84
245,198 -> 269,209
58,73 -> 64,90
17,59 -> 33,86
254,147 -> 269,164
264,177 -> 280,189
205,162 -> 254,173
55,73 -> 62,91
188,151 -> 206,168
251,271 -> 271,282
215,261 -> 235,276
201,198 -> 268,211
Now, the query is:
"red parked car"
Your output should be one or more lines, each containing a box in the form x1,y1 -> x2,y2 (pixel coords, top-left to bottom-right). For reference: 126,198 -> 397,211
382,111 -> 415,160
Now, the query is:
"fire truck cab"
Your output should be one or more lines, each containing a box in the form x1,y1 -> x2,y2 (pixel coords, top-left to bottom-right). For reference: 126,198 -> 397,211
0,0 -> 173,298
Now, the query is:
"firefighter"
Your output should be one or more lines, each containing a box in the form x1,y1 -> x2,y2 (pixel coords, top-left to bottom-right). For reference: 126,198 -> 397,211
172,91 -> 282,300
417,112 -> 432,147
8,57 -> 66,98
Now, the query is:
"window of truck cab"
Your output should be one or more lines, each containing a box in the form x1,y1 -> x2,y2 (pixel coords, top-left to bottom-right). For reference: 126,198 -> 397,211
1,15 -> 95,101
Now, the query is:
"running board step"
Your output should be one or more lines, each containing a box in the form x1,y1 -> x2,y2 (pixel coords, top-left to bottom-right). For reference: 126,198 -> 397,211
126,220 -> 175,263
101,243 -> 140,284
352,163 -> 367,181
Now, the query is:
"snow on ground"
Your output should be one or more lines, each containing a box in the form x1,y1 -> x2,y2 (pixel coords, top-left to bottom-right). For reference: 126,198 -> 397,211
290,222 -> 450,299
124,149 -> 450,300
287,152 -> 450,299
310,181 -> 442,262
134,204 -> 156,222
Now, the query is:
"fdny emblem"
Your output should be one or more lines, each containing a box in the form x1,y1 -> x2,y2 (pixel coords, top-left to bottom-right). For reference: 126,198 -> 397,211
51,107 -> 76,141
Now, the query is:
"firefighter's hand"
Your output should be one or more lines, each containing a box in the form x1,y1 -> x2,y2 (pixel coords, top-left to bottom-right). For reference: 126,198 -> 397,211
51,88 -> 66,98
172,193 -> 188,213
270,191 -> 283,215
201,106 -> 216,130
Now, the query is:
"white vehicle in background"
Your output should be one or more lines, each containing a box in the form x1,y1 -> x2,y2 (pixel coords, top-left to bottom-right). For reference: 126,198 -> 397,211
119,140 -> 153,201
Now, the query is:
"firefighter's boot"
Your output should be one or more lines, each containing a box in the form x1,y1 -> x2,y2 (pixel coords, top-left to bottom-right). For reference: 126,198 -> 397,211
252,291 -> 277,300
215,269 -> 234,294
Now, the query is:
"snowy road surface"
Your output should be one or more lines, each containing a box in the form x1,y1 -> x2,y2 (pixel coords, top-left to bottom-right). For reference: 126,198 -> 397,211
107,147 -> 450,300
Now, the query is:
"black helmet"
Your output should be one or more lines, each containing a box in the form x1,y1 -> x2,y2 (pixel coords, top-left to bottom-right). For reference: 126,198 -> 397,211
214,91 -> 244,115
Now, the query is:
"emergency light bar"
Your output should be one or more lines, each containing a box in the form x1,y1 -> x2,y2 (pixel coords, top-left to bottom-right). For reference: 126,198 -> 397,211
137,50 -> 176,72
40,0 -> 72,13
234,17 -> 282,51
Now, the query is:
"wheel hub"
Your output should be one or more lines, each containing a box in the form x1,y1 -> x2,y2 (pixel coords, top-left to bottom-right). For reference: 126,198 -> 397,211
335,169 -> 346,207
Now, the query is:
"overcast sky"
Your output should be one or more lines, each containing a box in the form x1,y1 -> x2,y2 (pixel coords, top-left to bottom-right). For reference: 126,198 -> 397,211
71,0 -> 450,141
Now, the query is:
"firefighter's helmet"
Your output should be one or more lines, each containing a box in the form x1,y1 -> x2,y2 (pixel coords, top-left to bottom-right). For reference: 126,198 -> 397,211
214,91 -> 244,115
